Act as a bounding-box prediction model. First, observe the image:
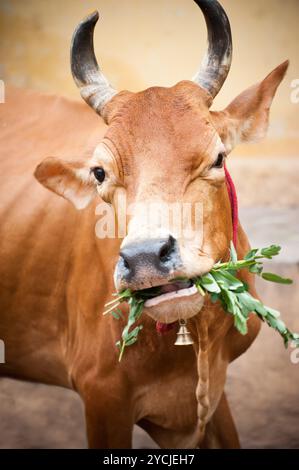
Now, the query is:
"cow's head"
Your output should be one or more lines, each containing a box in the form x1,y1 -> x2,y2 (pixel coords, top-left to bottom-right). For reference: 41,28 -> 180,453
35,0 -> 288,323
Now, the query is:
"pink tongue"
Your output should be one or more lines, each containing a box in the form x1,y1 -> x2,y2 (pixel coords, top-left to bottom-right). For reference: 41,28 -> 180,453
159,284 -> 179,294
159,281 -> 191,294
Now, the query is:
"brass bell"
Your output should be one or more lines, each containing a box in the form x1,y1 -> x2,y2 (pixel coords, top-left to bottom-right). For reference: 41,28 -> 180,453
174,319 -> 194,346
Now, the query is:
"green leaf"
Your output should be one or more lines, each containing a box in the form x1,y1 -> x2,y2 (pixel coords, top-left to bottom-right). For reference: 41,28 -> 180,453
249,263 -> 263,274
118,288 -> 132,299
116,308 -> 125,319
244,248 -> 258,260
254,302 -> 269,318
125,336 -> 138,346
233,311 -> 248,335
199,276 -> 213,285
220,289 -> 238,316
237,292 -> 260,313
210,293 -> 220,303
124,325 -> 143,343
230,241 -> 238,263
111,310 -> 121,320
233,285 -> 248,294
264,306 -> 280,319
260,245 -> 281,259
111,308 -> 124,320
125,325 -> 143,342
198,273 -> 221,293
274,319 -> 287,334
212,270 -> 243,291
262,272 -> 293,284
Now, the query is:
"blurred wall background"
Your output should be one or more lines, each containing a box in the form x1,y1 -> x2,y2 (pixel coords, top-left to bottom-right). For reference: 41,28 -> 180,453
0,0 -> 299,157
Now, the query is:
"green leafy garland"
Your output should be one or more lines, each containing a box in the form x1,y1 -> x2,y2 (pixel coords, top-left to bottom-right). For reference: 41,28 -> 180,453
104,244 -> 299,361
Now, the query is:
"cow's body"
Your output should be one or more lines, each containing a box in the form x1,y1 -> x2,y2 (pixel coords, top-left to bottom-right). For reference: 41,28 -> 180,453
0,87 -> 260,448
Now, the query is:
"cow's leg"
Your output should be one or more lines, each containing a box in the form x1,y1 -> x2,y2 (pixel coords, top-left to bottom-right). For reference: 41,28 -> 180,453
201,392 -> 240,449
82,389 -> 134,449
139,392 -> 239,449
85,405 -> 133,448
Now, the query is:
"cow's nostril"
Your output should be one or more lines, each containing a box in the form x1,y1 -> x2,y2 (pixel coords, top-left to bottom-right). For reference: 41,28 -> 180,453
120,252 -> 130,270
159,235 -> 175,262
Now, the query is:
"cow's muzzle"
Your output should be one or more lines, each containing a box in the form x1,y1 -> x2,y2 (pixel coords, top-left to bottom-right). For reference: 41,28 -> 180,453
115,235 -> 182,291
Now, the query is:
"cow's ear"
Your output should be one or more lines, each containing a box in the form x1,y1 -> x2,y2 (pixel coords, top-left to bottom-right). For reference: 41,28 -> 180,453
211,60 -> 289,153
34,157 -> 96,210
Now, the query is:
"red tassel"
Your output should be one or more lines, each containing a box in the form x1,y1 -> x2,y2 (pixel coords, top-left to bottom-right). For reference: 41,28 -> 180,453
224,162 -> 238,248
156,321 -> 176,335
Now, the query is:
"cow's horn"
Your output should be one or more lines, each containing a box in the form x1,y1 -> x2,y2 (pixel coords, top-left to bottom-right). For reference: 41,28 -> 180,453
71,11 -> 117,115
192,0 -> 232,98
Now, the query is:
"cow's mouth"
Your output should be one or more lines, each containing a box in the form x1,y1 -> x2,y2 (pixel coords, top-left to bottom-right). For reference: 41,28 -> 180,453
132,279 -> 204,324
135,280 -> 198,308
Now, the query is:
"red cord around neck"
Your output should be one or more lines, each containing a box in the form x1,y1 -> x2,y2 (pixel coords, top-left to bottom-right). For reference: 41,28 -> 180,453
224,162 -> 238,248
156,162 -> 238,334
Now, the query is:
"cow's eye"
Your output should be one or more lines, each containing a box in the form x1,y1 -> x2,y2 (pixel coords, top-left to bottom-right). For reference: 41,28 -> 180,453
92,167 -> 106,184
212,152 -> 226,169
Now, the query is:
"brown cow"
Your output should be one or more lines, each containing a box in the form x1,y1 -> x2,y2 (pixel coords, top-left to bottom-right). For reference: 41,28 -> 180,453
0,0 -> 288,448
